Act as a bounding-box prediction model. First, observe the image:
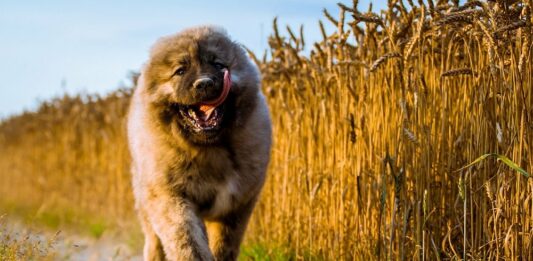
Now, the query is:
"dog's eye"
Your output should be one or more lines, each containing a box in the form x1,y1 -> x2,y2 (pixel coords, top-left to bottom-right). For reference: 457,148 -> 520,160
174,67 -> 186,76
213,62 -> 226,70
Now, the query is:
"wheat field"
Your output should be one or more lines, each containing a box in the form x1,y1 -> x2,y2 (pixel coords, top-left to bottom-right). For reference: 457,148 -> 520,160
1,0 -> 532,260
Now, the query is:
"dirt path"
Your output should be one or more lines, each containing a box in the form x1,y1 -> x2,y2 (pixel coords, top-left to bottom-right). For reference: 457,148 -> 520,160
2,217 -> 142,261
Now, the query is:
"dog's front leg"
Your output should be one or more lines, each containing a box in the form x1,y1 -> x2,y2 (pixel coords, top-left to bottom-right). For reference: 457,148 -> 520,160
144,193 -> 213,261
138,208 -> 165,261
206,199 -> 256,261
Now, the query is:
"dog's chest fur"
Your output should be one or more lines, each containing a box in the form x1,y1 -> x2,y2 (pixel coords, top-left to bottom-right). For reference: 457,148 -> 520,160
167,147 -> 243,219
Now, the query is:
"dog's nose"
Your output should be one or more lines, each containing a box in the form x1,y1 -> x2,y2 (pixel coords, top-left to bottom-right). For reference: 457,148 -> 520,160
193,78 -> 214,90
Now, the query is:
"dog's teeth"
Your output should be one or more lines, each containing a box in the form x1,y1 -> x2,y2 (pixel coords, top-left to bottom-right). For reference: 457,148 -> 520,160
204,107 -> 216,119
188,108 -> 197,118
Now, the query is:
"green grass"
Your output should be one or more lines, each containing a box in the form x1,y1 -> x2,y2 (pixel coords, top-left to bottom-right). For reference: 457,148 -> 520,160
239,242 -> 322,261
1,201 -> 302,260
458,153 -> 531,178
239,243 -> 295,261
0,201 -> 110,239
2,199 -> 301,260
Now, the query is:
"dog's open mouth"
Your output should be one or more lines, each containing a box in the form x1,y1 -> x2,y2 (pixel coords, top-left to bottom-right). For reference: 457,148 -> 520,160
178,69 -> 231,132
179,104 -> 225,132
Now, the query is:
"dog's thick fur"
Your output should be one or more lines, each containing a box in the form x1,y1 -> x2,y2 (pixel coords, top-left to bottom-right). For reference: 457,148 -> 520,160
127,26 -> 271,261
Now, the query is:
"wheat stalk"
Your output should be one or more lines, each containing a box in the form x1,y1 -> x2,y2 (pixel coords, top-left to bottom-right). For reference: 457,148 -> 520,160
370,52 -> 402,72
441,68 -> 476,77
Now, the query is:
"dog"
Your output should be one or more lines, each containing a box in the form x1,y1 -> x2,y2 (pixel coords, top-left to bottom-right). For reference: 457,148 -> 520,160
127,26 -> 272,260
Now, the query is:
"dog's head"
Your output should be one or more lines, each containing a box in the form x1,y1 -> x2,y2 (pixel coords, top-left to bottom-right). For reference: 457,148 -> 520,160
141,26 -> 260,145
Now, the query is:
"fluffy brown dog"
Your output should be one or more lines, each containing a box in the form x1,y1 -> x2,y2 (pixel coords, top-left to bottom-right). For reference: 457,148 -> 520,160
127,26 -> 272,261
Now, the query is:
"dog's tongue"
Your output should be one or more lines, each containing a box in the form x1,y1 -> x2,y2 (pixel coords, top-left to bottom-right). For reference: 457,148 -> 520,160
198,69 -> 231,118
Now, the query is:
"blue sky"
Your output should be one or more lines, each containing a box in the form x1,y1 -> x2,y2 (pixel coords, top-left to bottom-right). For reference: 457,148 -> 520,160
0,0 -> 384,118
